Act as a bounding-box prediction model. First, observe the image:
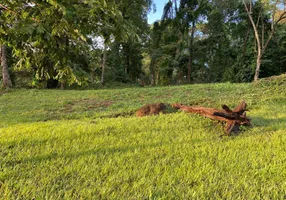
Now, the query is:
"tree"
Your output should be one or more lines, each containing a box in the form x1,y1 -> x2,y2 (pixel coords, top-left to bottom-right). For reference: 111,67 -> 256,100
160,0 -> 209,84
99,0 -> 153,85
0,45 -> 12,89
100,43 -> 107,85
242,0 -> 286,81
148,22 -> 164,85
0,1 -> 92,87
0,0 -> 133,88
179,0 -> 209,83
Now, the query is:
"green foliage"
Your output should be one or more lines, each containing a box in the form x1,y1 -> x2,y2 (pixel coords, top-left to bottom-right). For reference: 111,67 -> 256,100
1,1 -> 92,86
146,0 -> 286,85
1,0 -> 286,87
2,79 -> 286,198
88,0 -> 152,86
0,0 -> 151,87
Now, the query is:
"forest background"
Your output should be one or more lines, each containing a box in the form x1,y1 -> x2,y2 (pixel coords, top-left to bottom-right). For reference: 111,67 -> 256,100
0,0 -> 286,89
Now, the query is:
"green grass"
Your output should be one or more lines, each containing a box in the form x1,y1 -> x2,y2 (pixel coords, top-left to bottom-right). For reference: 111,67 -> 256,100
1,77 -> 286,199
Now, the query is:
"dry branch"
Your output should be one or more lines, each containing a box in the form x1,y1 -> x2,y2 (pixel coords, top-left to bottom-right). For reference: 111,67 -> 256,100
172,101 -> 251,135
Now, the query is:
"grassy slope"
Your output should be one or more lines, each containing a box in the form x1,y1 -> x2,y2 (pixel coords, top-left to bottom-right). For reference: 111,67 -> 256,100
1,77 -> 286,199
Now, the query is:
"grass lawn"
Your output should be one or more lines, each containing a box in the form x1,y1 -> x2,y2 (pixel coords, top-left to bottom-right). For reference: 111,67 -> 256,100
1,76 -> 286,199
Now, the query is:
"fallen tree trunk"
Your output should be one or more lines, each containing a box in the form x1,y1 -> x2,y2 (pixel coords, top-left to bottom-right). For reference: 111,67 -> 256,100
172,101 -> 251,135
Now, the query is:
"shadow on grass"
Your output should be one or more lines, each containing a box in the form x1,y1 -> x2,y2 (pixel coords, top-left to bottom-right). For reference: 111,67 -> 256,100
4,142 -> 164,166
251,116 -> 286,128
2,137 -> 59,149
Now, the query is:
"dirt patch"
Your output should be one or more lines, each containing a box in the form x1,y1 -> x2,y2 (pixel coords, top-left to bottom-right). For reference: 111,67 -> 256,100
155,93 -> 174,99
188,98 -> 214,106
99,111 -> 134,119
63,98 -> 113,112
0,90 -> 10,96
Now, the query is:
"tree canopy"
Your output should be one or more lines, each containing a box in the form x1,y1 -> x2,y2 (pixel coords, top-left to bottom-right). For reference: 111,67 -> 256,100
0,0 -> 285,88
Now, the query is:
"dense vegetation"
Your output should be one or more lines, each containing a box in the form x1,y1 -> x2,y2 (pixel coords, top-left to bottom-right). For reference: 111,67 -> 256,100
0,0 -> 286,89
1,1 -> 286,198
1,76 -> 286,198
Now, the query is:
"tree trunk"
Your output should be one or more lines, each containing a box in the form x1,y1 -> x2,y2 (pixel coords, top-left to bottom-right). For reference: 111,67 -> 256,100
187,21 -> 196,83
254,53 -> 262,82
101,44 -> 107,86
60,82 -> 65,90
187,56 -> 192,83
252,23 -> 262,82
149,57 -> 156,86
90,70 -> 95,84
124,44 -> 130,75
243,21 -> 251,58
243,1 -> 261,81
0,45 -> 12,89
173,0 -> 178,13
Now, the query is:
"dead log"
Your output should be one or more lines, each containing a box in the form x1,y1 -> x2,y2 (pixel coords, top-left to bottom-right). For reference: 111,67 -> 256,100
172,101 -> 251,135
136,103 -> 166,117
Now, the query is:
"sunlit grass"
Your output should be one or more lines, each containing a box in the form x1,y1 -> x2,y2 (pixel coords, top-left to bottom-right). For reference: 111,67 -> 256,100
1,78 -> 286,199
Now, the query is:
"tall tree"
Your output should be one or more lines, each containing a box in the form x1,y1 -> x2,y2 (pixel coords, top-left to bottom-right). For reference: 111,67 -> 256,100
161,0 -> 209,83
101,0 -> 153,84
242,0 -> 286,81
175,0 -> 209,83
148,22 -> 163,85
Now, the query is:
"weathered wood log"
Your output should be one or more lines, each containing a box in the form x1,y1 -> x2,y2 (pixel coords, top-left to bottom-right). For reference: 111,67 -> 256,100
172,101 -> 251,135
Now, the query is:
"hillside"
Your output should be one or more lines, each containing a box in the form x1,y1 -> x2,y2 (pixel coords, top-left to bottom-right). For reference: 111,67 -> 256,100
1,77 -> 286,199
